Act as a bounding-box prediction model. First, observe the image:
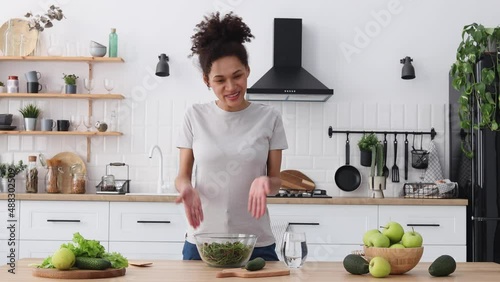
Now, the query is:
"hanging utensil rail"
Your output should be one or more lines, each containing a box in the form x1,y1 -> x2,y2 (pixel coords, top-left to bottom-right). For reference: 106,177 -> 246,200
327,127 -> 436,140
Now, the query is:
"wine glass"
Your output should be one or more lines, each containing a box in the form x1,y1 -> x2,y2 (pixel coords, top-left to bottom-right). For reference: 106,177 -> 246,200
281,232 -> 308,268
104,79 -> 115,94
83,116 -> 93,132
83,78 -> 94,94
70,115 -> 81,131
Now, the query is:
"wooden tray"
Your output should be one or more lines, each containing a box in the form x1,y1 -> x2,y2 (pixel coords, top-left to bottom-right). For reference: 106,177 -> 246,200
32,268 -> 126,279
280,170 -> 315,191
216,267 -> 290,278
51,152 -> 86,194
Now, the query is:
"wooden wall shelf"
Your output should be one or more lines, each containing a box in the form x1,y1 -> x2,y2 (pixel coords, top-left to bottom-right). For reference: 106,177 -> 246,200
0,93 -> 124,99
0,56 -> 124,62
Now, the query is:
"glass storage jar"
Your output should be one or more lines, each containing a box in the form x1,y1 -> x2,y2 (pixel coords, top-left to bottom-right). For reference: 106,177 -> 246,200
25,155 -> 38,193
45,160 -> 63,193
71,173 -> 87,194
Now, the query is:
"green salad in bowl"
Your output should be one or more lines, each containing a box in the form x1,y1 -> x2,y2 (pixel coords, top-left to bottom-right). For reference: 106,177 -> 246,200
194,233 -> 257,268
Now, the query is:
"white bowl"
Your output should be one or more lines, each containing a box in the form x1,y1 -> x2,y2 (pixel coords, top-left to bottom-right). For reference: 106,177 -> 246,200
90,41 -> 106,48
90,46 -> 107,57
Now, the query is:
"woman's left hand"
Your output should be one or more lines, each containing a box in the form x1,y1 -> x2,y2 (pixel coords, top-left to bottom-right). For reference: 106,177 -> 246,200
248,176 -> 271,219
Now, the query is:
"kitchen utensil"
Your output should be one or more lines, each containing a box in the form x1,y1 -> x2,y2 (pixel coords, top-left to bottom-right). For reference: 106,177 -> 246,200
411,134 -> 429,169
280,170 -> 315,191
32,268 -> 126,279
382,133 -> 389,177
216,268 -> 290,278
0,18 -> 38,56
96,163 -> 130,194
334,134 -> 361,191
404,134 -> 409,180
51,152 -> 86,194
391,134 -> 400,182
0,125 -> 16,130
129,261 -> 153,267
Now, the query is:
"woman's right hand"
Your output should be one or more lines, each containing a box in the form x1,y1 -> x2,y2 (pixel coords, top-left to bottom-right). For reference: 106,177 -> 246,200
175,186 -> 204,228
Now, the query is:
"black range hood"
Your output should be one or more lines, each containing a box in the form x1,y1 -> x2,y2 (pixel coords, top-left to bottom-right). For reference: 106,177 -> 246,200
247,18 -> 333,102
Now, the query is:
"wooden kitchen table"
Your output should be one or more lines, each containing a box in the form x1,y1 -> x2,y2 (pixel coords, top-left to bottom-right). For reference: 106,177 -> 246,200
1,258 -> 499,281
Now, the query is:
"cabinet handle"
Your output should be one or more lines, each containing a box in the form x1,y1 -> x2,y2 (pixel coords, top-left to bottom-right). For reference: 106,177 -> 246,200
288,222 -> 320,226
47,219 -> 81,223
137,220 -> 171,224
407,223 -> 440,227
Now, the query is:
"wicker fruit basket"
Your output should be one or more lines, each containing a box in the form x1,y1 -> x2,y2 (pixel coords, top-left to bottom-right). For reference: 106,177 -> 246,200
363,246 -> 424,274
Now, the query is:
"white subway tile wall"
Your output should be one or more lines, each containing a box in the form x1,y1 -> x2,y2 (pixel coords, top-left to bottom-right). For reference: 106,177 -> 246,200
0,101 -> 447,198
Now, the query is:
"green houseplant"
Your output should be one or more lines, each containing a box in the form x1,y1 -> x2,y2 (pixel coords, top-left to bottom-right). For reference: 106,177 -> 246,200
369,142 -> 386,198
19,103 -> 41,131
451,23 -> 500,157
0,160 -> 27,192
358,133 -> 379,167
63,73 -> 79,94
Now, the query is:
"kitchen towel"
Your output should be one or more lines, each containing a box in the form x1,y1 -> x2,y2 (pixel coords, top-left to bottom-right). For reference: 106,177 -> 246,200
423,140 -> 444,182
270,219 -> 289,260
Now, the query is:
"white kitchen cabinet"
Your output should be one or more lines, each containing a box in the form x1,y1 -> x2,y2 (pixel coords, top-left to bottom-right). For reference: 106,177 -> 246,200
378,205 -> 466,262
19,240 -> 109,259
269,204 -> 377,261
109,202 -> 187,242
109,242 -> 184,260
20,201 -> 109,241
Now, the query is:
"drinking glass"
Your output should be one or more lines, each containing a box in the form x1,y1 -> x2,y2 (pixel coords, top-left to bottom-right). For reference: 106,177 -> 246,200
83,116 -> 93,132
83,78 -> 94,94
104,79 -> 115,94
70,115 -> 81,131
281,232 -> 308,268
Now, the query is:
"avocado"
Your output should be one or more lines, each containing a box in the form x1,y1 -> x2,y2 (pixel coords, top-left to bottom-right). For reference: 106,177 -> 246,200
75,257 -> 112,270
428,255 -> 456,277
245,257 -> 266,271
343,254 -> 369,275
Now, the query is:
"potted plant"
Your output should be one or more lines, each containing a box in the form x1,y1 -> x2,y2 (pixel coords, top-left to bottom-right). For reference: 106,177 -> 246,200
0,160 -> 27,192
451,23 -> 500,156
63,73 -> 79,94
19,103 -> 41,131
358,133 -> 378,166
369,142 -> 386,198
0,81 -> 5,93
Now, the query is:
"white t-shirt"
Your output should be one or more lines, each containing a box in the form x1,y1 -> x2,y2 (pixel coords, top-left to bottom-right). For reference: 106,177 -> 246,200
176,101 -> 288,247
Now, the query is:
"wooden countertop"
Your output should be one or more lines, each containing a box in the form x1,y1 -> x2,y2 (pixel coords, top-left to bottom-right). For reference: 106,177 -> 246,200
1,259 -> 498,281
0,193 -> 468,205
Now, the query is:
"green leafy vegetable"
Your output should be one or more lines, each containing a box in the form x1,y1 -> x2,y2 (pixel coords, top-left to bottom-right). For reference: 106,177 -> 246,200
37,232 -> 128,269
199,241 -> 252,266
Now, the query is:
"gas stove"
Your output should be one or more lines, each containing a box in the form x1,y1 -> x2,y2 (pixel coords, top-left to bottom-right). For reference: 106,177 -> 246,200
267,189 -> 332,198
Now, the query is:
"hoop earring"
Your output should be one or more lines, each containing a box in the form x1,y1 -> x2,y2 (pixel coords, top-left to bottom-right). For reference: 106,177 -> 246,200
207,84 -> 211,90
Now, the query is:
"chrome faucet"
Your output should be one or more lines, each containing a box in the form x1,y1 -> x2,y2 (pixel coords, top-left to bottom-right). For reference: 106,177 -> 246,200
149,145 -> 166,194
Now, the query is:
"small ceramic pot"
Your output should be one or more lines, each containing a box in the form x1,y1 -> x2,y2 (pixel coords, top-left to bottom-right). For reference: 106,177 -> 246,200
65,84 -> 77,94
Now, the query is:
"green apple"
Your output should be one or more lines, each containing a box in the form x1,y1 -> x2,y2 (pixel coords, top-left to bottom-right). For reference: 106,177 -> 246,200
51,247 -> 75,270
380,221 -> 404,244
389,243 -> 405,249
363,229 -> 381,246
367,232 -> 391,248
401,229 -> 423,248
369,256 -> 391,278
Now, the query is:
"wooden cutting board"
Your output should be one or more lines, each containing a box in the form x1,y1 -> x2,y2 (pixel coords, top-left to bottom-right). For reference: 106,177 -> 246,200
216,268 -> 290,278
280,170 -> 315,191
51,152 -> 87,194
32,268 -> 126,279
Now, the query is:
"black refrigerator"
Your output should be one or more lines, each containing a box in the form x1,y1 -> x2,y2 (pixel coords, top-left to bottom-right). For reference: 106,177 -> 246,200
449,54 -> 500,263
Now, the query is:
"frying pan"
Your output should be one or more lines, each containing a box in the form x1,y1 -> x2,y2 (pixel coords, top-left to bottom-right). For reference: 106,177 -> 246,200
334,135 -> 361,191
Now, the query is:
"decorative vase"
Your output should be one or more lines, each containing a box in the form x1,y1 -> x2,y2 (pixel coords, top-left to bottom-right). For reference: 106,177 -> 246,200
24,117 -> 37,131
47,34 -> 63,56
0,178 -> 8,193
65,84 -> 77,94
360,150 -> 372,167
369,176 -> 386,198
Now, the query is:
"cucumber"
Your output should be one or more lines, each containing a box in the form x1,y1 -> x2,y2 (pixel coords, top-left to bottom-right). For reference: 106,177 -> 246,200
245,257 -> 266,271
75,257 -> 112,270
428,255 -> 456,277
343,254 -> 369,275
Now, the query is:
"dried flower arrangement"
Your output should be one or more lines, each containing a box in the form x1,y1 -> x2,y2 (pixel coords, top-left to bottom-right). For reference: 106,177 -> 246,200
24,5 -> 65,32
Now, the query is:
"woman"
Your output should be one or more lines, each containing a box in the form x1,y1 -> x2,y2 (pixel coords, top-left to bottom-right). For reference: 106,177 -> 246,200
175,12 -> 288,261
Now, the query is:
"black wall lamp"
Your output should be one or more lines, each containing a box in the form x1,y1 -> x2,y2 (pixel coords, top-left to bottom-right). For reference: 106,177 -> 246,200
155,54 -> 170,77
400,56 -> 415,80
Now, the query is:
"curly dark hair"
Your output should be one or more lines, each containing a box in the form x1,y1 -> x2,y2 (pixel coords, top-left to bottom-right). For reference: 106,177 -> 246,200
190,12 -> 254,78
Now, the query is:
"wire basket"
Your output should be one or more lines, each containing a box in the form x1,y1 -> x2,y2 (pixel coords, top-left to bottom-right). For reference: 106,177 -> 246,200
402,182 -> 458,199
